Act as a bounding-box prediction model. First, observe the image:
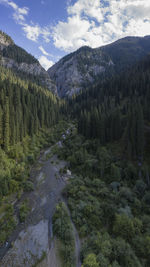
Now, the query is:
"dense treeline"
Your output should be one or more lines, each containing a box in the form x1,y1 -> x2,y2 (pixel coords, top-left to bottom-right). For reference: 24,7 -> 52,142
1,30 -> 150,266
55,56 -> 150,266
0,66 -> 60,150
0,64 -> 61,245
1,44 -> 39,64
0,30 -> 38,64
67,55 -> 150,161
56,123 -> 150,267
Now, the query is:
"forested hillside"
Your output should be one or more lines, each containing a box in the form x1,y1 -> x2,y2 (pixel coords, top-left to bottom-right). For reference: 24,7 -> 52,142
0,31 -> 57,94
0,62 -> 61,247
54,54 -> 150,266
1,30 -> 150,267
0,64 -> 60,199
0,66 -> 59,150
48,35 -> 150,97
68,55 -> 150,161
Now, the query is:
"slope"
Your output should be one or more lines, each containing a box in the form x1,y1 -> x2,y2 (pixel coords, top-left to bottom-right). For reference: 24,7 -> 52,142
0,30 -> 57,94
48,35 -> 150,98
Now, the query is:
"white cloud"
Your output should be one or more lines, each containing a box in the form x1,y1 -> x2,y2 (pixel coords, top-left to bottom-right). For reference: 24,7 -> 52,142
38,55 -> 54,70
0,0 -> 29,21
52,0 -> 150,52
1,0 -> 150,56
22,24 -> 40,42
0,0 -> 51,43
39,46 -> 50,56
68,0 -> 103,22
22,24 -> 51,42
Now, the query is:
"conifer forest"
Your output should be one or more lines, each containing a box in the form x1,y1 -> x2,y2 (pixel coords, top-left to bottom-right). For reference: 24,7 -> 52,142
0,30 -> 150,267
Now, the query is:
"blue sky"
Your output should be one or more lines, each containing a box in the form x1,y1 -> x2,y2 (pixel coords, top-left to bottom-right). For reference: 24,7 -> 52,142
0,0 -> 150,70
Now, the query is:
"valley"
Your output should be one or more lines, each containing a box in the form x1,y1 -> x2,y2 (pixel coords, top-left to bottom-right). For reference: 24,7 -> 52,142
0,29 -> 150,267
0,125 -> 81,267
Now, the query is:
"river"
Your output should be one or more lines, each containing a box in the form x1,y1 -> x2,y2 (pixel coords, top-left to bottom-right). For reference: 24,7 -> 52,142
0,144 -> 81,267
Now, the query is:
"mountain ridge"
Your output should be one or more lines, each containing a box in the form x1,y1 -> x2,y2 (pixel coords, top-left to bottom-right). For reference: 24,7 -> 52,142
0,31 -> 57,94
48,35 -> 150,98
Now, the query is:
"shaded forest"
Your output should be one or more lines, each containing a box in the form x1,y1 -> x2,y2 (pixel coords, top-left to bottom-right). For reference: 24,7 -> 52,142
1,32 -> 150,266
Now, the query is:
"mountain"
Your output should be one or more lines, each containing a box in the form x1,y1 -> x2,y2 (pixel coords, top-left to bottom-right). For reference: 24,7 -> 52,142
1,30 -> 150,267
48,45 -> 113,98
0,31 -> 57,94
101,35 -> 150,69
48,35 -> 150,97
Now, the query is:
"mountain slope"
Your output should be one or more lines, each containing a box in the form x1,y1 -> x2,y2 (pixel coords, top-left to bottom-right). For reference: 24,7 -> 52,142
101,35 -> 150,69
48,46 -> 113,98
48,35 -> 150,98
0,31 -> 57,94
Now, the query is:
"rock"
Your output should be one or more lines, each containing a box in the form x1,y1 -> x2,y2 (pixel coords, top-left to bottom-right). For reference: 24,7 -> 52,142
0,57 -> 57,94
1,220 -> 49,267
48,46 -> 111,97
67,170 -> 71,176
57,141 -> 63,148
62,134 -> 66,139
48,35 -> 150,97
0,31 -> 57,95
0,31 -> 14,47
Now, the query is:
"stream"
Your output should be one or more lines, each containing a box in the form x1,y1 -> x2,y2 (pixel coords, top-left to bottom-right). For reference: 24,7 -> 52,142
0,144 -> 81,267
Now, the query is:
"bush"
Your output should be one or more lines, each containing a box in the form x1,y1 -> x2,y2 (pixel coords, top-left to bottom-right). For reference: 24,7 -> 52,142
53,202 -> 75,267
83,253 -> 99,267
113,214 -> 142,241
19,200 -> 30,222
22,180 -> 34,192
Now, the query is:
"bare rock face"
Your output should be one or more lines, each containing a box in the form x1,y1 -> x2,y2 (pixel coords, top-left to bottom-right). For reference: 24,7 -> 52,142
1,220 -> 49,267
48,35 -> 150,98
0,31 -> 57,95
0,31 -> 14,49
48,46 -> 113,98
0,57 -> 57,94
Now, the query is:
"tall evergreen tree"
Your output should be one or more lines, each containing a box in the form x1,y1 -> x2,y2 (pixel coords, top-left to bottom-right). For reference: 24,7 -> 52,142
3,97 -> 9,150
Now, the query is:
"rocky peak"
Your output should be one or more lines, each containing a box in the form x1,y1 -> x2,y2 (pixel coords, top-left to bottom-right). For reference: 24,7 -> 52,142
0,31 -> 14,48
0,30 -> 57,95
48,45 -> 112,98
48,35 -> 150,98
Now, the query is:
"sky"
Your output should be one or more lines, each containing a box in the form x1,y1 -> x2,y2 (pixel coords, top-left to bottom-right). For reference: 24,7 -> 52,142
0,0 -> 150,70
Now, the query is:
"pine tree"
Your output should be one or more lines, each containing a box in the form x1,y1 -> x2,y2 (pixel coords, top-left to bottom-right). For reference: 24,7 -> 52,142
136,102 -> 144,161
3,97 -> 9,150
0,105 -> 3,145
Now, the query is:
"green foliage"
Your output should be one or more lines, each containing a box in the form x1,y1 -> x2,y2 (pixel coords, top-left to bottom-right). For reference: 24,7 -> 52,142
82,253 -> 99,267
1,30 -> 150,267
1,42 -> 38,64
0,66 -> 60,151
113,214 -> 142,242
22,180 -> 34,192
53,202 -> 75,267
56,128 -> 150,266
0,204 -> 16,245
19,200 -> 30,222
